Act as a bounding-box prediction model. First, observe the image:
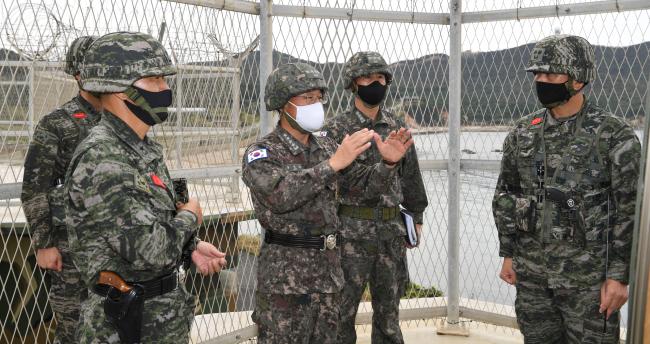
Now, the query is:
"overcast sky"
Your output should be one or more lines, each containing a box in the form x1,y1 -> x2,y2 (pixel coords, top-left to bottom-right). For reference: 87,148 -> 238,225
0,0 -> 648,64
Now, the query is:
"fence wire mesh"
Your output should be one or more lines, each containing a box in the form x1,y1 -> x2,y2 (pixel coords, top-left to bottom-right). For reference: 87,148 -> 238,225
0,0 -> 648,343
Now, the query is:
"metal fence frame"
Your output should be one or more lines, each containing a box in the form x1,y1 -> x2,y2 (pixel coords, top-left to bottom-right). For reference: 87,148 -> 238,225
103,0 -> 650,342
158,0 -> 650,342
1,0 -> 648,343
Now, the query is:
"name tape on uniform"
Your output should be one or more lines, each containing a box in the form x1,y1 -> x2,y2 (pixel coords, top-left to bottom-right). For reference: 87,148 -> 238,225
247,148 -> 268,163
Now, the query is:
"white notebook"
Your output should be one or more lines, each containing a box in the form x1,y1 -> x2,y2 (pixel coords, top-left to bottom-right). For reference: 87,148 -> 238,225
400,206 -> 417,246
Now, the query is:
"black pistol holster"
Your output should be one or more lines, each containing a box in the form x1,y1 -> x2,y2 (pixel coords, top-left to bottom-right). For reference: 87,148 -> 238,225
93,271 -> 178,344
103,284 -> 145,344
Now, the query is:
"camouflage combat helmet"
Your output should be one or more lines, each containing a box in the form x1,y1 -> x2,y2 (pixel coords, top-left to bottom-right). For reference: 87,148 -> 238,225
80,32 -> 176,93
526,34 -> 596,83
343,51 -> 393,90
265,63 -> 328,111
65,35 -> 97,76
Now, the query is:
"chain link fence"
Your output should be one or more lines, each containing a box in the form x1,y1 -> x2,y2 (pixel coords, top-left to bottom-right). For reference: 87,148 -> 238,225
0,0 -> 648,343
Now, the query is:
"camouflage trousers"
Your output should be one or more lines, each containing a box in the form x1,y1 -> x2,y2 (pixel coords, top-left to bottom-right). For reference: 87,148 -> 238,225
253,292 -> 340,344
338,237 -> 408,344
48,242 -> 86,344
76,284 -> 195,343
515,281 -> 620,344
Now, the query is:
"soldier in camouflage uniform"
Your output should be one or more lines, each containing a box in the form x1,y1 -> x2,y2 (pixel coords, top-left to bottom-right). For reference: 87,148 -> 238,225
21,35 -> 101,344
322,51 -> 428,344
493,35 -> 640,343
64,32 -> 227,343
242,62 -> 414,344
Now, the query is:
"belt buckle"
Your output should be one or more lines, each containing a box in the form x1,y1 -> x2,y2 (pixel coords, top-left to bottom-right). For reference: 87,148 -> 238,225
373,207 -> 381,221
176,266 -> 187,285
321,234 -> 337,251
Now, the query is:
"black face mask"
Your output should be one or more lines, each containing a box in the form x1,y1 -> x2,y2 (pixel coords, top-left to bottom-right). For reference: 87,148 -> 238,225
357,81 -> 387,107
123,86 -> 173,126
535,81 -> 572,109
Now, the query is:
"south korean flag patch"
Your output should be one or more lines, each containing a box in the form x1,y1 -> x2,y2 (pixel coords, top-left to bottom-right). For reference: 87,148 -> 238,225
247,148 -> 268,163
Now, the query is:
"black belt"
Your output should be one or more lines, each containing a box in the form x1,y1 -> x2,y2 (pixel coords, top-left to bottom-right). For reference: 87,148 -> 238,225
265,230 -> 339,250
93,273 -> 177,300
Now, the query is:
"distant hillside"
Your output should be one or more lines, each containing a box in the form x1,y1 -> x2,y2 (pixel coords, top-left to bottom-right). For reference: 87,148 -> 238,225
3,41 -> 647,126
234,42 -> 650,126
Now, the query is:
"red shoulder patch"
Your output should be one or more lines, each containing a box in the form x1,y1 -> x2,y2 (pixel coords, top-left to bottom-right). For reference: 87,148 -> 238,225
531,117 -> 543,125
150,173 -> 167,189
72,112 -> 87,119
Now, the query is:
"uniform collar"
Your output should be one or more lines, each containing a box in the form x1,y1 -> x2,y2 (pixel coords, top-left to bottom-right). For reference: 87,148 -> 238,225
102,111 -> 161,163
75,93 -> 101,120
351,106 -> 392,127
276,126 -> 324,156
544,98 -> 590,128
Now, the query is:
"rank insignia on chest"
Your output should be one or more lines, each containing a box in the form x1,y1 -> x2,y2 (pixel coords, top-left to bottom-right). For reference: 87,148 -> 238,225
134,174 -> 150,193
150,173 -> 167,189
247,148 -> 268,163
72,112 -> 87,119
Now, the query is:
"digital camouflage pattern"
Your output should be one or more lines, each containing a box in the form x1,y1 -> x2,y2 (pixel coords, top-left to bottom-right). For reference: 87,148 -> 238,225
242,126 -> 398,294
526,34 -> 596,83
493,100 -> 640,343
253,292 -> 340,344
23,95 -> 101,250
264,62 -> 327,111
323,105 -> 428,343
21,94 -> 101,344
65,36 -> 97,76
515,282 -> 620,343
65,112 -> 197,343
246,61 -> 403,343
243,127 -> 345,296
242,125 -> 397,343
342,51 -> 393,89
323,108 -> 428,229
338,237 -> 408,344
80,32 -> 176,93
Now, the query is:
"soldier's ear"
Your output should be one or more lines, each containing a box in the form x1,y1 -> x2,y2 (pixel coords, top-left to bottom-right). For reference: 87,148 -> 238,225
572,80 -> 585,91
113,92 -> 130,102
282,102 -> 295,117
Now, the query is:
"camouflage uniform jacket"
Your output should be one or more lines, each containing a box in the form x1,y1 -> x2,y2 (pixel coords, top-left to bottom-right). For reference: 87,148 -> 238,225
242,126 -> 397,294
323,107 -> 428,238
493,99 -> 640,287
22,94 -> 101,249
65,111 -> 197,287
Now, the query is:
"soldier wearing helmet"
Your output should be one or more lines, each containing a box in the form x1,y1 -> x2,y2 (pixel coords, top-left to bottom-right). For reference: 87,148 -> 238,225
493,34 -> 640,343
322,51 -> 428,344
21,35 -> 102,343
64,32 -> 226,343
242,62 -> 414,343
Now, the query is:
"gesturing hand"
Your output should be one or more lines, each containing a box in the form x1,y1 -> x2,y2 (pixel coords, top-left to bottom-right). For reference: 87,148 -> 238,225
375,128 -> 414,164
406,224 -> 422,249
329,128 -> 374,171
191,241 -> 227,276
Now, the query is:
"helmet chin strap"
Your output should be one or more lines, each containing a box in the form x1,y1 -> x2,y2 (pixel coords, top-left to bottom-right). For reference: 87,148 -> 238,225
565,76 -> 582,98
281,109 -> 310,135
